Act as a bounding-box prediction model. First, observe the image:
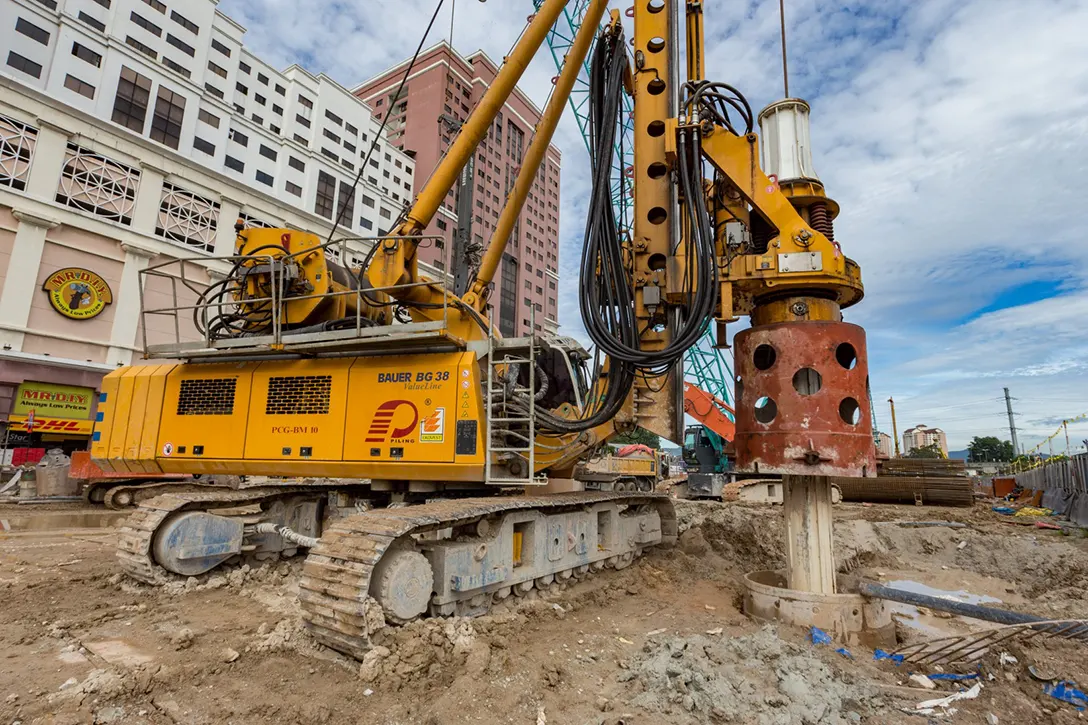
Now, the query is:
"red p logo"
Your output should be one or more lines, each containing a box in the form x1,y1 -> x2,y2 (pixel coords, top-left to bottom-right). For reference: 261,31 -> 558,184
365,400 -> 418,442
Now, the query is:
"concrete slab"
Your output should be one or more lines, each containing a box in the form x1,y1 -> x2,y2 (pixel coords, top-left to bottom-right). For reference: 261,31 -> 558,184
0,508 -> 127,532
84,640 -> 155,669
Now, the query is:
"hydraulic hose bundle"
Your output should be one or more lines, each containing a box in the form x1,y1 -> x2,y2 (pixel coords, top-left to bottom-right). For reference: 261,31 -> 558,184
579,27 -> 718,379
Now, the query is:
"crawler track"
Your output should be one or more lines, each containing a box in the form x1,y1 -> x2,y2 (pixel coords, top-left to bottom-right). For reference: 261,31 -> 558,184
299,491 -> 676,659
115,486 -> 324,584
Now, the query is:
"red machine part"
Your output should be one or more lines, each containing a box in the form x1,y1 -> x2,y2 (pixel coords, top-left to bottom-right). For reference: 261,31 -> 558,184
682,382 -> 736,442
615,443 -> 655,457
733,321 -> 875,477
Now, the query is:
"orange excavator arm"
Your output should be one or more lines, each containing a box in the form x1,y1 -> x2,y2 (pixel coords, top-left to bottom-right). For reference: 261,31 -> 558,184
682,382 -> 736,442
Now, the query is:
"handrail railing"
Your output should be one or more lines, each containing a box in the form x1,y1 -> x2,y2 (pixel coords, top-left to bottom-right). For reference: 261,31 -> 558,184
137,234 -> 451,356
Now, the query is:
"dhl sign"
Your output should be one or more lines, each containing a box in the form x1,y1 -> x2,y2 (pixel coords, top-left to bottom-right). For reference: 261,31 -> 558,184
9,414 -> 94,435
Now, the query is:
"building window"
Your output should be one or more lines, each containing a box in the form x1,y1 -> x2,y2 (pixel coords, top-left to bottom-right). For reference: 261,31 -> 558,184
239,60 -> 251,74
150,87 -> 185,149
235,82 -> 248,96
224,155 -> 244,172
359,217 -> 373,231
269,124 -> 280,135
258,144 -> 276,161
56,143 -> 140,225
251,114 -> 263,124
272,103 -> 283,116
508,121 -> 525,164
296,114 -> 310,128
34,0 -> 58,8
125,36 -> 157,60
15,18 -> 50,45
361,194 -> 374,208
298,95 -> 313,109
345,122 -> 357,136
325,110 -> 342,126
499,254 -> 518,336
112,67 -> 152,132
337,182 -> 355,225
275,83 -> 285,95
93,0 -> 110,7
6,52 -> 42,79
285,180 -> 302,196
166,33 -> 195,57
344,141 -> 356,153
321,148 -> 338,162
314,171 -> 335,218
156,182 -> 219,251
257,72 -> 268,85
0,114 -> 38,191
229,129 -> 248,147
211,38 -> 231,56
341,159 -> 354,171
239,213 -> 271,229
77,12 -> 105,32
323,128 -> 340,144
207,61 -> 227,78
169,10 -> 198,34
288,156 -> 305,172
293,133 -> 307,145
130,11 -> 162,36
255,93 -> 266,106
436,218 -> 447,231
193,137 -> 214,155
142,0 -> 166,13
204,83 -> 224,99
198,108 -> 220,128
71,43 -> 102,67
161,57 -> 190,78
256,170 -> 273,186
63,74 -> 95,99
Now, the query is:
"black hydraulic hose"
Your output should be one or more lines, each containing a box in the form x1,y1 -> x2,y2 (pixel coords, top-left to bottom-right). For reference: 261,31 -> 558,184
521,27 -> 635,435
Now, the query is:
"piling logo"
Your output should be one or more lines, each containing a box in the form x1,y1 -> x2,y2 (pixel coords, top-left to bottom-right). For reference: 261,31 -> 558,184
365,400 -> 418,443
419,408 -> 445,443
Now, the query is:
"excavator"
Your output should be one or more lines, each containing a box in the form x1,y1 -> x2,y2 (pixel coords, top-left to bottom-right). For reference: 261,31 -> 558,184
91,0 -> 874,659
679,381 -> 735,497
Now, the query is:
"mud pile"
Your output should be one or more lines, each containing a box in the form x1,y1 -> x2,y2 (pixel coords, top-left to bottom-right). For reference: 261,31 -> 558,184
620,626 -> 881,724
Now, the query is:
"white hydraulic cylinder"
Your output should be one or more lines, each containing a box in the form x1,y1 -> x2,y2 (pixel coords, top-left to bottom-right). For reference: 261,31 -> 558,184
757,98 -> 820,184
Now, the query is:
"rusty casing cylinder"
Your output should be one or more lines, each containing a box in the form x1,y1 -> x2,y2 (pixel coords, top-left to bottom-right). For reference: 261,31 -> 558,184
733,320 -> 876,477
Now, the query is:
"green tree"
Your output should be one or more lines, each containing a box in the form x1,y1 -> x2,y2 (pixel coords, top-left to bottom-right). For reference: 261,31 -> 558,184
613,427 -> 661,449
967,436 -> 1015,462
906,442 -> 943,459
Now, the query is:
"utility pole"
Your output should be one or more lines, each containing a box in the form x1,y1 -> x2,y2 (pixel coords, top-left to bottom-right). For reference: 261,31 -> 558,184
888,397 -> 900,457
1003,387 -> 1020,456
1065,420 -> 1071,456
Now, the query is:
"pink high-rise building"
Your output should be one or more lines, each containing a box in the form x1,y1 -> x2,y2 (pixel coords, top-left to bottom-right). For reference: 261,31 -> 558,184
355,42 -> 561,336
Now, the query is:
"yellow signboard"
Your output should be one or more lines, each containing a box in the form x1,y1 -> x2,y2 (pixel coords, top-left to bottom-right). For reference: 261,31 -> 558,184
42,267 -> 113,320
13,381 -> 95,419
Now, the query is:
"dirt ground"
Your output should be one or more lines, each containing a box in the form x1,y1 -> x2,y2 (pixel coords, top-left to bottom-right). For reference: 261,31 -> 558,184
3,498 -> 1088,724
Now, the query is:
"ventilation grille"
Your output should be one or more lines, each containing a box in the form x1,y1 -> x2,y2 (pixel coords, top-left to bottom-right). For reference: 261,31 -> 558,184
266,375 -> 332,415
177,378 -> 237,415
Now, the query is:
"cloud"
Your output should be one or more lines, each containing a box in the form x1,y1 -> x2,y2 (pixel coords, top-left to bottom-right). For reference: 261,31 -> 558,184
218,0 -> 1088,452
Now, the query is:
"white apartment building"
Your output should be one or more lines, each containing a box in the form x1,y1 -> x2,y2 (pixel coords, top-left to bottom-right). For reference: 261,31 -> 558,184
902,424 -> 949,457
0,0 -> 417,460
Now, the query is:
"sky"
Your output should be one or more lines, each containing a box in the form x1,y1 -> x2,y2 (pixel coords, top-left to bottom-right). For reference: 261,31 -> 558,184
218,0 -> 1088,454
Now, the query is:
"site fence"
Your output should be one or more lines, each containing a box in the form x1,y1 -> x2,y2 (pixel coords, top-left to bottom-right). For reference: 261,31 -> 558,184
1014,452 -> 1088,493
1014,452 -> 1088,526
